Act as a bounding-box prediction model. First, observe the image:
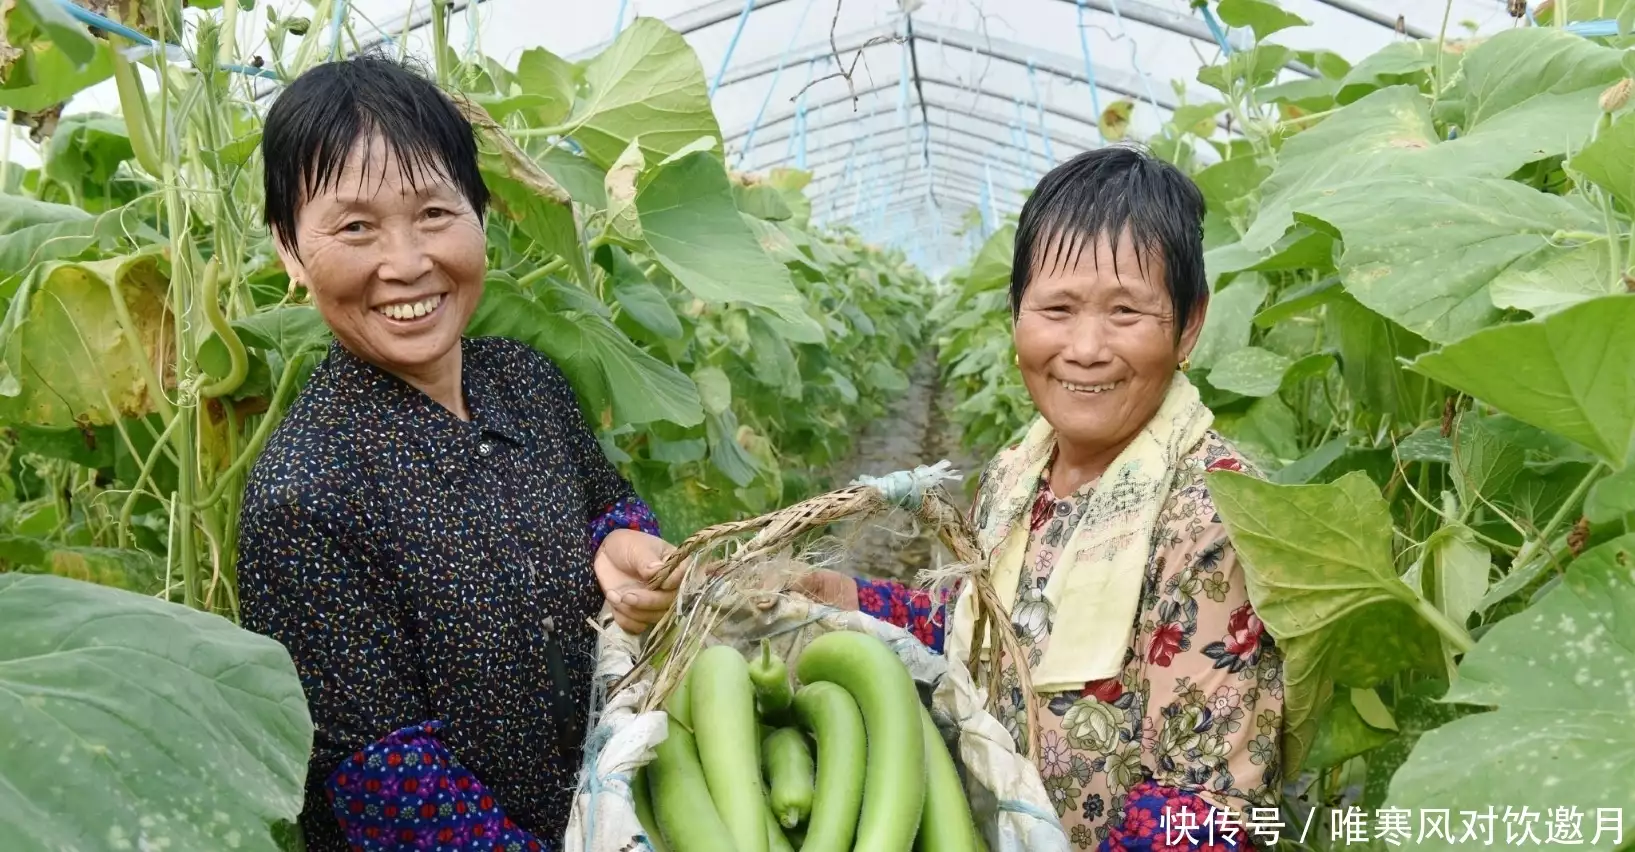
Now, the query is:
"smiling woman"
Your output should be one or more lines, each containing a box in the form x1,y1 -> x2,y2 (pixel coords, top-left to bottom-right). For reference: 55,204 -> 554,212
799,147 -> 1287,851
235,55 -> 680,852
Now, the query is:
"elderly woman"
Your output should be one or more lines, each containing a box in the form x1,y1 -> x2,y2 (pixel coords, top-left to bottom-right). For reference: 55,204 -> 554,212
236,57 -> 676,851
806,147 -> 1284,851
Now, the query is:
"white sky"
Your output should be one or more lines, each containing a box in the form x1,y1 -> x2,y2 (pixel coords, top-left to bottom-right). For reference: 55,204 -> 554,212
7,0 -> 1521,273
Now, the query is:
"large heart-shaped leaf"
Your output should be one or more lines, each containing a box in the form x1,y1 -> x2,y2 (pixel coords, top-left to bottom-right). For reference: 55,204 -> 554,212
1246,29 -> 1626,252
470,282 -> 702,427
1207,470 -> 1445,775
512,46 -> 576,127
1408,295 -> 1635,467
0,573 -> 312,852
0,251 -> 170,426
560,16 -> 722,169
636,151 -> 820,337
1296,176 -> 1600,344
1386,535 -> 1635,848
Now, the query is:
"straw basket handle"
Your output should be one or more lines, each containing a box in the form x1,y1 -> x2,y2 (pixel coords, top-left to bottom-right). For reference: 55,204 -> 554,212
627,464 -> 1041,762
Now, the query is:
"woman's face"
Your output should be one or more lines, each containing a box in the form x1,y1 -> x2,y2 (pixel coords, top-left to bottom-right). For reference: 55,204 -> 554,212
274,134 -> 486,382
1012,231 -> 1205,458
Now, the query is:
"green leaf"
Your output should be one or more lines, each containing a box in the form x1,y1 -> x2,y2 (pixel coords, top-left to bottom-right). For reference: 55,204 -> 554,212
233,306 -> 333,361
561,17 -> 722,169
1325,293 -> 1430,423
1253,276 -> 1340,328
1207,471 -> 1443,776
0,251 -> 170,426
43,114 -> 134,193
3,0 -> 97,67
608,255 -> 681,340
0,197 -> 133,286
470,283 -> 701,427
1248,31 -> 1625,253
1409,295 -> 1635,466
514,46 -> 576,127
1216,0 -> 1310,42
486,173 -> 587,286
733,181 -> 794,221
1270,432 -> 1349,485
537,147 -> 607,208
636,151 -> 819,337
0,38 -> 113,112
706,408 -> 758,487
1191,275 -> 1268,371
1584,464 -> 1635,524
1207,346 -> 1290,397
1386,535 -> 1635,842
1170,102 -> 1225,138
1303,685 -> 1396,771
1361,681 -> 1472,810
0,536 -> 163,593
693,365 -> 732,416
1335,40 -> 1440,104
0,573 -> 312,852
1570,110 -> 1635,214
1451,416 -> 1524,512
1420,523 -> 1490,637
1350,686 -> 1398,732
1296,176 -> 1599,344
1489,242 -> 1621,318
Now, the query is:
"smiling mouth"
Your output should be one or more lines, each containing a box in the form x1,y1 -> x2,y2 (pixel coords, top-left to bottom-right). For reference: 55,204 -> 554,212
1057,379 -> 1122,395
374,293 -> 444,322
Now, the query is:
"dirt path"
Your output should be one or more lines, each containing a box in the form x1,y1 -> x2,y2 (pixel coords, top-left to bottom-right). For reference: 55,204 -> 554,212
819,350 -> 984,583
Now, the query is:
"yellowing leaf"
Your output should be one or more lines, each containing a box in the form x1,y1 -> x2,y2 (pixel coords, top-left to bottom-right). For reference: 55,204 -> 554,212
1099,100 -> 1133,142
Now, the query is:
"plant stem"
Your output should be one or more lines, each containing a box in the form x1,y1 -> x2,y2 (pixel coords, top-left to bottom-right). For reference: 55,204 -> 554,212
1434,0 -> 1456,95
431,0 -> 451,86
1511,461 -> 1605,573
1412,593 -> 1476,654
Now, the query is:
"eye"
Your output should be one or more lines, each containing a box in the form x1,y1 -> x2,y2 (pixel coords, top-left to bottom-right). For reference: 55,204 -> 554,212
424,206 -> 451,219
340,220 -> 369,234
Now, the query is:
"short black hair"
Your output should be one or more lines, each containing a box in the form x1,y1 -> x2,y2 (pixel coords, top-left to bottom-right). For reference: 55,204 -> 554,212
261,53 -> 490,257
1010,145 -> 1208,341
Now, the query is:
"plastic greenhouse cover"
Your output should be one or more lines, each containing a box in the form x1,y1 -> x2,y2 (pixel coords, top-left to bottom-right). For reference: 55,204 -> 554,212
7,0 -> 1522,272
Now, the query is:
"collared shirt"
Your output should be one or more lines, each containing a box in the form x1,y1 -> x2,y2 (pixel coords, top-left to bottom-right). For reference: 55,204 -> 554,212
237,337 -> 658,851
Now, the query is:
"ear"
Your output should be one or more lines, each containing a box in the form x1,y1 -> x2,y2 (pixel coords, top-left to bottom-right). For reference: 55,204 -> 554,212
272,230 -> 306,287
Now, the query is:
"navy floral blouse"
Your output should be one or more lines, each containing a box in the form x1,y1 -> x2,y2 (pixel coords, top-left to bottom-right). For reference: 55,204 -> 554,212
237,337 -> 658,852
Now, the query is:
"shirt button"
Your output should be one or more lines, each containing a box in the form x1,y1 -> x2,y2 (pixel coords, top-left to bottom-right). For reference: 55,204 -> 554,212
478,442 -> 493,457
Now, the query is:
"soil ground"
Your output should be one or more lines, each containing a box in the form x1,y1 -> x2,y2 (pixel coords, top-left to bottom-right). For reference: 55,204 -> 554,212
816,349 -> 984,583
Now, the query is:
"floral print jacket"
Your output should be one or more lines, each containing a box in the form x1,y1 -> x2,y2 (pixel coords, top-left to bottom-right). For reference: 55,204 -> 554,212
857,431 -> 1285,851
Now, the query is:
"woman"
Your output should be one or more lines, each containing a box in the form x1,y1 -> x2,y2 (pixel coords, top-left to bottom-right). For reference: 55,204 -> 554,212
806,147 -> 1284,851
237,56 -> 676,852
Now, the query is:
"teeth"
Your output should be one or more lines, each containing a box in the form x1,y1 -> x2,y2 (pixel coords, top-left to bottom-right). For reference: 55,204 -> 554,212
1059,379 -> 1119,394
376,294 -> 442,321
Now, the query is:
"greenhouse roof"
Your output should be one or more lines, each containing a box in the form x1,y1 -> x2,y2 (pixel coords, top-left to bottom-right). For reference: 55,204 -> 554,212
11,0 -> 1524,274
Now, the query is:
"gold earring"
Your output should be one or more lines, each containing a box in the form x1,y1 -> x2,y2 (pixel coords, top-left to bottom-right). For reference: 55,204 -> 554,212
1014,353 -> 1020,367
1179,356 -> 1193,372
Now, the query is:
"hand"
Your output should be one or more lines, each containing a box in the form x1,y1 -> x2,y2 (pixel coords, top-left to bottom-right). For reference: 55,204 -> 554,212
593,529 -> 680,634
773,568 -> 861,611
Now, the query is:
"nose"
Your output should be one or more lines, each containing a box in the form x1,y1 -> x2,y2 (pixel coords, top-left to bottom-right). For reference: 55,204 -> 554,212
1059,313 -> 1113,367
376,227 -> 434,284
